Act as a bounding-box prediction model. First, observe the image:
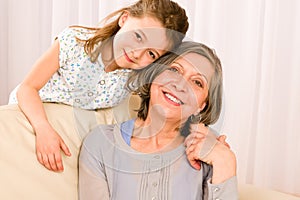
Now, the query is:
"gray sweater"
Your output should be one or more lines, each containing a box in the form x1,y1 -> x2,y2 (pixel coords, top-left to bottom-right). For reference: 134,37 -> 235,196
79,120 -> 238,200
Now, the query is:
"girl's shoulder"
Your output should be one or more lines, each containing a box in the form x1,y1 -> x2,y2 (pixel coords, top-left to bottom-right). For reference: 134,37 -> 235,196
57,26 -> 95,41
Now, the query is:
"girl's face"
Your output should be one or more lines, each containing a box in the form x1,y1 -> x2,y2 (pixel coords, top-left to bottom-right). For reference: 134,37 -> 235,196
150,53 -> 214,123
113,13 -> 170,70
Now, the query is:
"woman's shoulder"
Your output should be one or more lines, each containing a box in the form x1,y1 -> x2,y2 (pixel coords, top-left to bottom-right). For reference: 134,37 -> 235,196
81,124 -> 116,152
82,120 -> 134,148
84,124 -> 115,141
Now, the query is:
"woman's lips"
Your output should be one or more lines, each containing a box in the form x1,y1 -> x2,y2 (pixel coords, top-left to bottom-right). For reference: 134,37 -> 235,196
163,91 -> 183,106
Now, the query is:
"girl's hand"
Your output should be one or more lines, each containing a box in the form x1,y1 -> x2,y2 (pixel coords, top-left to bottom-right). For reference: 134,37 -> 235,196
35,123 -> 71,172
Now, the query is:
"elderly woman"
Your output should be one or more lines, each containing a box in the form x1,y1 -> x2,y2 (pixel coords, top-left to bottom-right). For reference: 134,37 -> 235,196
79,41 -> 238,200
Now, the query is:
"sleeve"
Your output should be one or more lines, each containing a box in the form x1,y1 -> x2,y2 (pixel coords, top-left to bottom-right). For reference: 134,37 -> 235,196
202,164 -> 238,200
78,129 -> 110,200
8,27 -> 80,104
206,176 -> 238,200
55,27 -> 80,70
8,84 -> 19,104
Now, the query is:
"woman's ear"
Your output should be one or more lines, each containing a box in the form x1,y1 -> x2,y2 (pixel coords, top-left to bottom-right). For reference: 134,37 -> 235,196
118,11 -> 129,27
193,102 -> 207,116
199,102 -> 207,112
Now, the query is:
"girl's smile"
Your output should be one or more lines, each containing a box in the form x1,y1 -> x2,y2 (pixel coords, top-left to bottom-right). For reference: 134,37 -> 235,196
123,49 -> 134,63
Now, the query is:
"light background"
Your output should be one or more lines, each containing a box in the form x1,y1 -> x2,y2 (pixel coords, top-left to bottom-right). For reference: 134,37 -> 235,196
0,0 -> 299,196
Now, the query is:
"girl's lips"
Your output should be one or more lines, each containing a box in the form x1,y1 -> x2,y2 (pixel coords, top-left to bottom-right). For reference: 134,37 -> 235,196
123,49 -> 134,63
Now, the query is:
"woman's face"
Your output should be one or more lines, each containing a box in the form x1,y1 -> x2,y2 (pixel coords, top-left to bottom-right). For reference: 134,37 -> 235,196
150,53 -> 214,123
113,13 -> 169,70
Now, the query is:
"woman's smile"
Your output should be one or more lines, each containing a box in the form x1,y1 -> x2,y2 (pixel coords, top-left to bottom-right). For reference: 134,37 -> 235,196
162,91 -> 183,106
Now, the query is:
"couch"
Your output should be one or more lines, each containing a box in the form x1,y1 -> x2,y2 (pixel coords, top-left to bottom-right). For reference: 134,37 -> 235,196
239,183 -> 300,200
1,94 -> 299,199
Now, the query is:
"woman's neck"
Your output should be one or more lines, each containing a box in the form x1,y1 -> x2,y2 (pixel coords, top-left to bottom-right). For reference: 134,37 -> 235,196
131,116 -> 184,153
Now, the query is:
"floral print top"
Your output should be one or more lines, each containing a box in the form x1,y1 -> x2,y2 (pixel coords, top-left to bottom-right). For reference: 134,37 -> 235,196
9,27 -> 132,109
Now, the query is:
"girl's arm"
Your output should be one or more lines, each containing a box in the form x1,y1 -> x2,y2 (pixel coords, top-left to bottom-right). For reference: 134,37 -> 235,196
17,40 -> 71,172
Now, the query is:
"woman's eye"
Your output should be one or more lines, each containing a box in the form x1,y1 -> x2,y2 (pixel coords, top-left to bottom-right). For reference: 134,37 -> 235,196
168,67 -> 179,73
194,80 -> 203,88
148,51 -> 156,59
135,32 -> 142,42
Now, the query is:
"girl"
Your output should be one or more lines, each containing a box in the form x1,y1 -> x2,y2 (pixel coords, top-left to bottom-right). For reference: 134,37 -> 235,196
79,41 -> 238,199
8,0 -> 189,172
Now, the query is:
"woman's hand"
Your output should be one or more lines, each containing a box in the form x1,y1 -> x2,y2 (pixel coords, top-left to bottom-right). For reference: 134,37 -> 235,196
184,123 -> 236,183
205,141 -> 236,184
35,122 -> 71,172
184,123 -> 219,169
184,123 -> 207,170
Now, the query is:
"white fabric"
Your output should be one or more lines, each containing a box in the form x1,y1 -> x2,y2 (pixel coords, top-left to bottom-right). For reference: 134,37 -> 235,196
8,27 -> 131,109
1,0 -> 300,197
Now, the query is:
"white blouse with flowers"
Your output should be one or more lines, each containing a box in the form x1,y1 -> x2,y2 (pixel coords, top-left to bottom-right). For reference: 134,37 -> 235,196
9,27 -> 132,110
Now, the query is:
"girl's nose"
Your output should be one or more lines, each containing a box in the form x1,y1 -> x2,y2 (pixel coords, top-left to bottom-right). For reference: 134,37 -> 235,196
132,49 -> 144,59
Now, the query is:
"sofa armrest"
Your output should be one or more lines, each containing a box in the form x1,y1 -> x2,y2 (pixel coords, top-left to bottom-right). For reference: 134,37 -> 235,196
239,184 -> 300,200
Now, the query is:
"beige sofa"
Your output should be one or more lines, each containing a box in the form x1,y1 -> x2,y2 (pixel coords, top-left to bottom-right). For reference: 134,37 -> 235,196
239,184 -> 300,200
0,95 -> 299,199
0,95 -> 139,200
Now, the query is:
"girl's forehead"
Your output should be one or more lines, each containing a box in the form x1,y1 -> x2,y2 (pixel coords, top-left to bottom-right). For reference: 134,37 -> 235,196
127,16 -> 171,50
128,15 -> 164,29
142,28 -> 169,46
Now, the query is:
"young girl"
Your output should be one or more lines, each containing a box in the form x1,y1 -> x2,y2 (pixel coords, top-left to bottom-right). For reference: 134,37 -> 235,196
8,0 -> 189,172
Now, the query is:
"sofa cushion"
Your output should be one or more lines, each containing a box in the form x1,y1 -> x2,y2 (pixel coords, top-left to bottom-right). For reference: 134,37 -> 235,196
0,94 -> 140,200
239,184 -> 300,200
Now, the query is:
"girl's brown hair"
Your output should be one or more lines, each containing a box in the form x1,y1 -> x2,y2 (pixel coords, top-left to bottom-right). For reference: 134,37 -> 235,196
74,0 -> 188,62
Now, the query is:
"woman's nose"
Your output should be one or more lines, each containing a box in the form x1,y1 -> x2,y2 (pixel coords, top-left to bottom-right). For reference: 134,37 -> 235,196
171,76 -> 188,92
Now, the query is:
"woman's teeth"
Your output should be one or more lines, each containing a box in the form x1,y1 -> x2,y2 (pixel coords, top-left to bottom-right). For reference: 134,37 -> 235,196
165,93 -> 183,105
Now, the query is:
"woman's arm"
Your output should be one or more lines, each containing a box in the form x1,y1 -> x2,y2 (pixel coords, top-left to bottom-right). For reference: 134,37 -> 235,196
79,137 -> 110,200
184,124 -> 236,182
201,163 -> 238,200
17,40 -> 71,172
184,124 -> 238,199
206,141 -> 236,184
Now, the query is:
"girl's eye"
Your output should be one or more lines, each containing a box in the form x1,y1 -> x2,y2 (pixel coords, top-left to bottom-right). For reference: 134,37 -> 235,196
135,32 -> 142,42
194,80 -> 203,88
148,51 -> 156,59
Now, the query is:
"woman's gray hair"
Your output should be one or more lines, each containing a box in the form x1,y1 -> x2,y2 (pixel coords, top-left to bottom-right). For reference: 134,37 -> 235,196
126,41 -> 223,126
